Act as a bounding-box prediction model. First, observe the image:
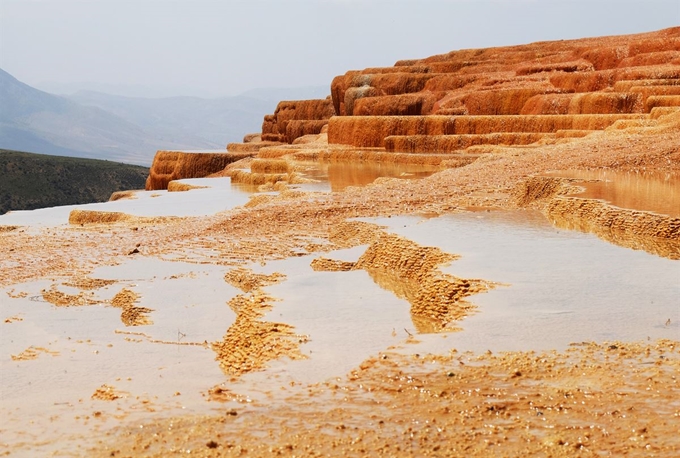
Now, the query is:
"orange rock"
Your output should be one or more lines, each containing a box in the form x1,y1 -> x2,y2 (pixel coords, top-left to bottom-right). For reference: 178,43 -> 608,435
354,93 -> 437,116
145,150 -> 253,190
226,141 -> 283,152
613,79 -> 680,92
522,92 -> 644,115
242,133 -> 261,143
646,95 -> 680,111
245,27 -> 680,159
328,114 -> 645,148
617,50 -> 680,68
385,133 -> 549,153
515,59 -> 594,76
629,85 -> 680,111
551,65 -> 680,93
332,72 -> 437,115
462,88 -> 560,115
261,98 -> 334,143
284,120 -> 328,143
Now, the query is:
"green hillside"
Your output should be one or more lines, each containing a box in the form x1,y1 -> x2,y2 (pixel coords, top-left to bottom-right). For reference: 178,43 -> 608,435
0,149 -> 149,214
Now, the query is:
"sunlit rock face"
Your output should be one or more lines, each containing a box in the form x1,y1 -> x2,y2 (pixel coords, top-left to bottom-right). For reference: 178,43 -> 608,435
326,26 -> 680,151
170,27 -> 680,186
261,97 -> 336,143
145,150 -> 252,190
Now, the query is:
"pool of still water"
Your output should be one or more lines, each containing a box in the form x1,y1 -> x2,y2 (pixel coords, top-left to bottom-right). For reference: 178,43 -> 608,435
366,210 -> 679,355
0,177 -> 254,227
0,161 -> 439,228
294,160 -> 441,192
0,257 -> 244,456
545,169 -> 680,217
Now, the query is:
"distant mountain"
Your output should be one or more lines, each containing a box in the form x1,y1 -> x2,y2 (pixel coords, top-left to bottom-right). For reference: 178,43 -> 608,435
0,69 -> 329,166
238,86 -> 331,102
34,80 -> 331,102
32,81 -> 189,99
0,149 -> 149,215
0,69 -> 199,165
68,90 -> 276,147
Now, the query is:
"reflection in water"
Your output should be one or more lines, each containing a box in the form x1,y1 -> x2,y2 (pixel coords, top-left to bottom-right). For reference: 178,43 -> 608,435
294,161 -> 440,191
546,169 -> 680,217
546,197 -> 680,260
377,210 -> 680,354
363,268 -> 469,334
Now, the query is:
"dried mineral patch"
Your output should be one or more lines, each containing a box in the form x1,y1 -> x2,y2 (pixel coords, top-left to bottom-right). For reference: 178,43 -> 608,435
63,277 -> 116,290
310,257 -> 356,271
4,314 -> 23,323
91,384 -> 127,401
167,181 -> 208,192
223,268 -> 285,293
0,225 -> 20,233
111,288 -> 154,326
92,340 -> 680,457
41,286 -> 99,307
353,233 -> 496,332
109,190 -> 137,201
11,345 -> 59,361
211,291 -> 308,377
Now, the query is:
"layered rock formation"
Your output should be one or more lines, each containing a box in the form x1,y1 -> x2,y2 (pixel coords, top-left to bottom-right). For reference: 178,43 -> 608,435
261,97 -> 335,143
145,150 -> 252,190
147,27 -> 679,187
324,26 -> 679,152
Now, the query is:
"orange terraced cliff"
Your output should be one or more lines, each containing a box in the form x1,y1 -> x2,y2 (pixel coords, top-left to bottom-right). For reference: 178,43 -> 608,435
148,27 -> 680,183
322,27 -> 680,153
145,150 -> 253,190
261,97 -> 335,143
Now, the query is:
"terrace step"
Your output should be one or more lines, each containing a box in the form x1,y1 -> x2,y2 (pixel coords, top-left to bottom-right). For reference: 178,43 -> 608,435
328,114 -> 647,148
384,133 -> 551,153
521,92 -> 643,115
613,79 -> 680,92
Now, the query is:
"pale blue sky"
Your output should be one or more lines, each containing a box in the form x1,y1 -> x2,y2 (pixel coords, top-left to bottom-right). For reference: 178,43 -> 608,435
1,0 -> 678,97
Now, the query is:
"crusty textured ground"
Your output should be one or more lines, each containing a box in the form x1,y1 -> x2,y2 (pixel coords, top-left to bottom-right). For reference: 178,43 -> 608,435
93,340 -> 680,457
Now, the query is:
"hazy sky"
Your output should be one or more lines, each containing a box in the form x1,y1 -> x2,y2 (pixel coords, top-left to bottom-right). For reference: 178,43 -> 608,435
1,0 -> 678,98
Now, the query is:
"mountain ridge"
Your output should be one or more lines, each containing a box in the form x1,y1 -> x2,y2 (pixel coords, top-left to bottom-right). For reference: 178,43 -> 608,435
1,70 -> 328,166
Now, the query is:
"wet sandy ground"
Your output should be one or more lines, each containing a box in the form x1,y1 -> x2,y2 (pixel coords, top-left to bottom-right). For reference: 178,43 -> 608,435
92,340 -> 680,457
1,126 -> 679,456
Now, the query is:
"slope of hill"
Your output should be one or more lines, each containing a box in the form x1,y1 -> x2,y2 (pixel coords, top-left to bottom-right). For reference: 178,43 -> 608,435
1,69 -> 330,166
0,149 -> 149,214
68,90 -> 276,146
0,70 -> 279,165
0,69 -> 169,165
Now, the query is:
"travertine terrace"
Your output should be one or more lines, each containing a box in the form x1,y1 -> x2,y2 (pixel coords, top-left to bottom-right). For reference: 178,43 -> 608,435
1,27 -> 679,456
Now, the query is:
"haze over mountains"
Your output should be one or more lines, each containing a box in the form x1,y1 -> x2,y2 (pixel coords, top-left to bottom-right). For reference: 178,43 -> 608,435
0,69 -> 328,165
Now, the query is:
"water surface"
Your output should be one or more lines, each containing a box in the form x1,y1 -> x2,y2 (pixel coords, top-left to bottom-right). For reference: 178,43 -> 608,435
545,169 -> 680,217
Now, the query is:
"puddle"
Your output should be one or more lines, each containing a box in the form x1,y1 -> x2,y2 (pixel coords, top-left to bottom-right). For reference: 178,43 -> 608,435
236,250 -> 412,386
228,209 -> 679,382
0,258 -> 238,456
545,169 -> 680,217
293,161 -> 440,192
0,177 -> 253,227
0,163 -> 439,227
370,210 -> 679,354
